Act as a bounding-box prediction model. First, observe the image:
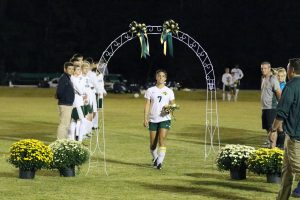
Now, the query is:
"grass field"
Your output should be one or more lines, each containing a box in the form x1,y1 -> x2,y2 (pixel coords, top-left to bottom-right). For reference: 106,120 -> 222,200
0,87 -> 292,200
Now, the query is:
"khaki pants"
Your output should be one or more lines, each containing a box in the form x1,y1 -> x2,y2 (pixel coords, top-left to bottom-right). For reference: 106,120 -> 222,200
277,135 -> 300,200
57,105 -> 73,140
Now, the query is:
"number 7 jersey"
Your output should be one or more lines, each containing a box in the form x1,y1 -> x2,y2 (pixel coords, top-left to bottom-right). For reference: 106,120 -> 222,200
144,86 -> 175,123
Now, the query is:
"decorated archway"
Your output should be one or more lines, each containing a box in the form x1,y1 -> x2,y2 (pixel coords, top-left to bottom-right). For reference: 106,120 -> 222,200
97,24 -> 220,160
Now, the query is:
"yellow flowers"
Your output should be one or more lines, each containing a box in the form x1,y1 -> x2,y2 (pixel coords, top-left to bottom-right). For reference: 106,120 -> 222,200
8,139 -> 53,170
248,147 -> 283,175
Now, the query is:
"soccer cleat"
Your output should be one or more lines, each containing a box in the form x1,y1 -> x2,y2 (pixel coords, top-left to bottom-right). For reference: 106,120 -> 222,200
157,163 -> 162,170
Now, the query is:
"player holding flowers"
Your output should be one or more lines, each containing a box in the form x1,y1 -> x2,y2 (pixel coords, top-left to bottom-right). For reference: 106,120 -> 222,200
144,69 -> 177,169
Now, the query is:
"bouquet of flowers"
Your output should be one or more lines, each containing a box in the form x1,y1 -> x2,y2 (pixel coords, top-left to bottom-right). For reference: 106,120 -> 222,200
248,147 -> 283,175
162,103 -> 180,114
8,139 -> 53,170
49,139 -> 90,170
161,104 -> 180,120
216,144 -> 255,171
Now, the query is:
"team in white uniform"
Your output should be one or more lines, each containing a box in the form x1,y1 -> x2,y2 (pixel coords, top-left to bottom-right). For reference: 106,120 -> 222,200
68,56 -> 106,142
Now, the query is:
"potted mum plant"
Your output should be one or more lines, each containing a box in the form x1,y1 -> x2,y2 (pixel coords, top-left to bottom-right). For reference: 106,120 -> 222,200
248,147 -> 283,183
216,144 -> 255,180
8,139 -> 53,179
50,139 -> 90,177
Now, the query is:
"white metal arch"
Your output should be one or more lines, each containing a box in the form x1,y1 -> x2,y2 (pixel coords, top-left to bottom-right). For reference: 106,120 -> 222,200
98,25 -> 220,159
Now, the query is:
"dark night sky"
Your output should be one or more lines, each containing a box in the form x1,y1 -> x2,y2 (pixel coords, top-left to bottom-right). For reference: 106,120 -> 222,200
1,0 -> 300,89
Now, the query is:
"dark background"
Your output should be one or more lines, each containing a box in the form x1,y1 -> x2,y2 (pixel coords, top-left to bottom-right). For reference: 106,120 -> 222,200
1,0 -> 300,89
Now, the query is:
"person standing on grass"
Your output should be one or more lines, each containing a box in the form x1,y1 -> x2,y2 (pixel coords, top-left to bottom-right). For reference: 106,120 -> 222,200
55,62 -> 75,139
271,58 -> 300,199
230,71 -> 238,101
144,69 -> 175,170
92,64 -> 107,129
69,65 -> 87,141
260,61 -> 281,147
78,62 -> 94,139
269,67 -> 287,149
221,68 -> 232,101
231,65 -> 244,101
86,61 -> 100,129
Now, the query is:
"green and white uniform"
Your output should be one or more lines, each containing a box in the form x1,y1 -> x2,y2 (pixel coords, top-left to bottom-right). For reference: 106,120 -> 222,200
145,85 -> 175,168
69,75 -> 86,141
82,75 -> 94,114
93,73 -> 107,128
87,71 -> 98,113
145,86 -> 175,123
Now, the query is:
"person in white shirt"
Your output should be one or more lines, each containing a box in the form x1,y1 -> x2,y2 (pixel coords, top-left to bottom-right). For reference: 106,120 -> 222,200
222,68 -> 232,101
91,65 -> 107,128
231,65 -> 244,101
80,62 -> 94,139
69,65 -> 87,141
230,72 -> 238,100
86,62 -> 100,129
144,69 -> 176,170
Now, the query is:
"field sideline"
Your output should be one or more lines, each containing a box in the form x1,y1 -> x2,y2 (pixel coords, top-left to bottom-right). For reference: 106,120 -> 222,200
0,88 -> 289,200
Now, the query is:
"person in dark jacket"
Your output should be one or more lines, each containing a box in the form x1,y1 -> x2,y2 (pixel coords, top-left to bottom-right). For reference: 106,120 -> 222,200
56,62 -> 75,139
271,58 -> 300,199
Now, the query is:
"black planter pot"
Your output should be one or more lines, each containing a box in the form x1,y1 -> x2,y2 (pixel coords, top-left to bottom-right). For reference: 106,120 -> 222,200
19,169 -> 36,179
230,167 -> 246,180
59,166 -> 75,177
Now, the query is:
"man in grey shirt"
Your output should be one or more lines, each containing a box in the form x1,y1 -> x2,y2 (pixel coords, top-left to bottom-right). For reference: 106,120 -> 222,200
260,61 -> 281,145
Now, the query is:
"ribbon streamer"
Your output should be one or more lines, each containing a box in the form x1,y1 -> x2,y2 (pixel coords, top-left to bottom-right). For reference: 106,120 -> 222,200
160,31 -> 174,57
129,21 -> 149,59
138,33 -> 150,58
161,20 -> 179,57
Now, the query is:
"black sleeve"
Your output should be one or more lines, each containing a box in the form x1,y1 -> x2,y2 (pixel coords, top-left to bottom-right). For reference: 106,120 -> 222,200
276,86 -> 294,120
56,76 -> 66,99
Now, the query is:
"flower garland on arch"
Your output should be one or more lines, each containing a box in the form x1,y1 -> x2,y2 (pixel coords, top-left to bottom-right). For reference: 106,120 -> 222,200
129,21 -> 150,59
160,19 -> 180,57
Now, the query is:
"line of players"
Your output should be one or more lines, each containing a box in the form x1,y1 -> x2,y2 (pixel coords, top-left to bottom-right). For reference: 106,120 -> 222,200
68,54 -> 106,141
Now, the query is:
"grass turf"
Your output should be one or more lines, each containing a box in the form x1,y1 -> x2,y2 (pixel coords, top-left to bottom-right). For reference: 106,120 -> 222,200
0,87 -> 289,200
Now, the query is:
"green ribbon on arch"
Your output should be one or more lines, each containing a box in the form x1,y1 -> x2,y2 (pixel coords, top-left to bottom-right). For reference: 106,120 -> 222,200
129,21 -> 150,59
138,33 -> 150,58
160,31 -> 173,57
161,20 -> 179,57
